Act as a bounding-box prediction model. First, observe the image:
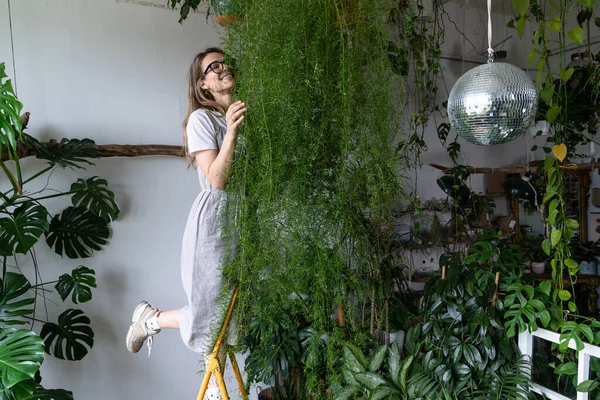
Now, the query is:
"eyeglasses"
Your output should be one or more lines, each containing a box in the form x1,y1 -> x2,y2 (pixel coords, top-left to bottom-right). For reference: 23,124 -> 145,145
202,61 -> 225,78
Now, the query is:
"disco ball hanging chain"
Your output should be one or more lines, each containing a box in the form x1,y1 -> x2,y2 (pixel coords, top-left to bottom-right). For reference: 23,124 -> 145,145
447,0 -> 539,146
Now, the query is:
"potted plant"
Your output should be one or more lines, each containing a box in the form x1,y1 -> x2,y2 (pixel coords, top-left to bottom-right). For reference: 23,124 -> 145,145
211,0 -> 242,26
520,232 -> 548,274
530,247 -> 548,275
570,239 -> 600,275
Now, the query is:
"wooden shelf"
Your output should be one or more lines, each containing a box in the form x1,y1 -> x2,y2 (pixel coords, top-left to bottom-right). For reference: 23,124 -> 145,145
393,237 -> 475,252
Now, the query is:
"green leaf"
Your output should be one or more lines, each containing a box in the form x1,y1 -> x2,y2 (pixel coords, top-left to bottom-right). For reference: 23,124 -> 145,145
343,344 -> 367,373
568,301 -> 577,313
55,266 -> 96,304
547,17 -> 561,31
542,239 -> 551,256
45,207 -> 109,259
564,259 -> 578,270
548,209 -> 558,226
540,86 -> 554,105
70,177 -> 120,222
539,281 -> 551,296
0,273 -> 33,326
39,309 -> 94,361
2,378 -> 38,399
568,27 -> 585,45
12,383 -> 74,400
533,29 -> 540,45
400,354 -> 414,391
559,68 -> 574,82
388,343 -> 401,386
0,203 -> 49,257
0,329 -> 44,391
543,189 -> 556,204
538,310 -> 551,327
536,57 -> 546,73
558,290 -> 571,301
512,0 -> 529,15
547,106 -> 561,123
453,363 -> 471,376
551,230 -> 561,247
528,49 -> 538,65
0,63 -> 23,154
368,344 -> 387,372
354,372 -> 387,389
371,387 -> 397,400
579,325 -> 594,343
577,380 -> 600,392
576,0 -> 595,8
565,218 -> 579,229
555,361 -> 577,376
30,138 -> 98,169
334,386 -> 359,400
516,16 -> 526,38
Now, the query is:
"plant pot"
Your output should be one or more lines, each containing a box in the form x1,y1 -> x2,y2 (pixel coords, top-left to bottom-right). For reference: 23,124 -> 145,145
579,260 -> 596,275
389,330 -> 405,349
531,261 -> 545,275
211,0 -> 242,26
394,224 -> 411,242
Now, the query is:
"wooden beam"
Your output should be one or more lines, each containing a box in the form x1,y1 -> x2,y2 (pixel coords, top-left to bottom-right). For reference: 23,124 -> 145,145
429,161 -> 598,174
97,144 -> 184,158
2,143 -> 185,162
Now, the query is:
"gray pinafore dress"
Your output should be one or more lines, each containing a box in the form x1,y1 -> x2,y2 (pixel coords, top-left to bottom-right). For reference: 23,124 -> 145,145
178,108 -> 229,354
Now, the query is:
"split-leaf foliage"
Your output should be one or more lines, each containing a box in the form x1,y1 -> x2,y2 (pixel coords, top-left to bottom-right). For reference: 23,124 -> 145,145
0,63 -> 118,399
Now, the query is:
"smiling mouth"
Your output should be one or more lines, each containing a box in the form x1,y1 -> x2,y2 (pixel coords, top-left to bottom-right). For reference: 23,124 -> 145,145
220,71 -> 235,80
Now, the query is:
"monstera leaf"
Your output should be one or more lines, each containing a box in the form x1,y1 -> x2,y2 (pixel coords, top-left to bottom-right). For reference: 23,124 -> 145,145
0,329 -> 44,391
1,378 -> 37,399
23,386 -> 74,400
45,207 -> 109,259
55,266 -> 96,304
0,381 -> 73,400
0,63 -> 22,154
70,177 -> 120,222
0,273 -> 33,326
30,138 -> 98,169
0,202 -> 49,257
40,309 -> 93,361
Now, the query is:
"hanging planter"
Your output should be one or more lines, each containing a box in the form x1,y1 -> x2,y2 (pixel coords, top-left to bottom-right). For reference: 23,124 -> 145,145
211,0 -> 242,26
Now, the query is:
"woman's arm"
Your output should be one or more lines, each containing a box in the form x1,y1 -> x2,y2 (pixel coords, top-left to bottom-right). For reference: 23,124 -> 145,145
195,101 -> 246,190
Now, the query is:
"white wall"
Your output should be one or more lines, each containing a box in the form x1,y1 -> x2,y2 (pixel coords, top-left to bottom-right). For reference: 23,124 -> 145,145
0,1 -> 253,399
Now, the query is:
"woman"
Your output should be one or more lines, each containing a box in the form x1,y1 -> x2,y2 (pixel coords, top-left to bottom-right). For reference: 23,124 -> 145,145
126,48 -> 245,359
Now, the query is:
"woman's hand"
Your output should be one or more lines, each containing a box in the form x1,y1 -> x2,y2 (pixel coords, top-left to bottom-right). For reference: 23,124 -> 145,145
226,101 -> 246,137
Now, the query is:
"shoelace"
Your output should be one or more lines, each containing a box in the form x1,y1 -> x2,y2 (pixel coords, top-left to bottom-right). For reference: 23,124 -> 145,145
142,319 -> 159,358
147,335 -> 154,358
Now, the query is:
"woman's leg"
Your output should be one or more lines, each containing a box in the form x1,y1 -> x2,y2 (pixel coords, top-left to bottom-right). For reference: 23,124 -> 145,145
157,309 -> 181,329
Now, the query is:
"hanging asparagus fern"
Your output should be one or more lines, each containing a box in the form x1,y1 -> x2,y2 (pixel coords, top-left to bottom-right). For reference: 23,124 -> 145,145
215,0 -> 404,394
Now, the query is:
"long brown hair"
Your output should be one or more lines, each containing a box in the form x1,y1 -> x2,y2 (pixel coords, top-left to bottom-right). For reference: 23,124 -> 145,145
183,47 -> 226,167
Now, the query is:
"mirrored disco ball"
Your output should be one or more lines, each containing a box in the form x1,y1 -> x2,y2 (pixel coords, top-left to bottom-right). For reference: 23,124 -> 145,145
448,62 -> 538,146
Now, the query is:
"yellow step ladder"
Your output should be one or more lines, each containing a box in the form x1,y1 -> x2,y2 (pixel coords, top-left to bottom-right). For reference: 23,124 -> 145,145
197,287 -> 248,400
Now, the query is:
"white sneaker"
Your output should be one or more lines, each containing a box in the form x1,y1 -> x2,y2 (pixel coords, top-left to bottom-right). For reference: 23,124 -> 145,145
125,301 -> 160,356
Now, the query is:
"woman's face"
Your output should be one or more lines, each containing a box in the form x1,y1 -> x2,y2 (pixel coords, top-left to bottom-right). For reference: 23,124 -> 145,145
199,52 -> 234,95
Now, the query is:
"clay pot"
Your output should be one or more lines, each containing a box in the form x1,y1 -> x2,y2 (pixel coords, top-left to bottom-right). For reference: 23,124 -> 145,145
211,0 -> 242,26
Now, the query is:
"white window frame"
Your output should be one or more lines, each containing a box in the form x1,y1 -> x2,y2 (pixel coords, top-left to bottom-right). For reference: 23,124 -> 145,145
519,328 -> 600,400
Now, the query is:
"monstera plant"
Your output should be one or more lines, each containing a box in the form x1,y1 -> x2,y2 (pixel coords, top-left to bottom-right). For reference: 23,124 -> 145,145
0,63 -> 119,399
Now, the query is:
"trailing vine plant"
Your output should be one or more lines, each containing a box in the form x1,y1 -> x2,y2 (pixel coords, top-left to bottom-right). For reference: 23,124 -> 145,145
511,0 -> 600,157
502,0 -> 600,395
